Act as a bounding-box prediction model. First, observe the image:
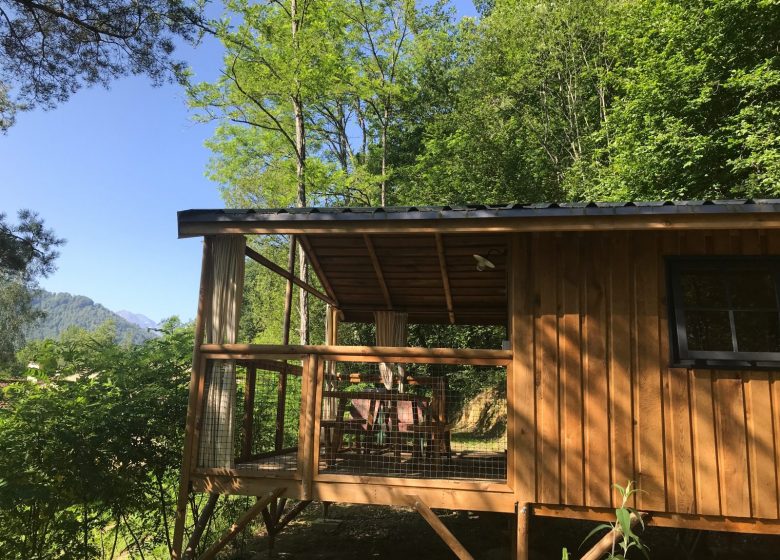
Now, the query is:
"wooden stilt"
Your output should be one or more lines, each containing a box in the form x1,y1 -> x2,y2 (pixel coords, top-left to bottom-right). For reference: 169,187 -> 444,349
260,505 -> 277,550
183,493 -> 219,559
241,364 -> 257,461
276,500 -> 311,532
406,495 -> 474,560
516,502 -> 530,560
198,487 -> 285,560
261,499 -> 311,552
172,239 -> 212,560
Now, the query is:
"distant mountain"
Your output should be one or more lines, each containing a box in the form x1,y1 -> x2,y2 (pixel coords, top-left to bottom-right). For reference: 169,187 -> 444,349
26,291 -> 154,345
116,310 -> 159,330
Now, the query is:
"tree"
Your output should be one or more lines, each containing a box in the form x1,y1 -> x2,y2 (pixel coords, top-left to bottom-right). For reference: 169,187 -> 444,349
0,211 -> 64,366
0,210 -> 63,280
0,321 -> 192,558
189,0 -> 354,343
573,0 -> 780,200
400,0 -> 611,205
0,0 -> 205,131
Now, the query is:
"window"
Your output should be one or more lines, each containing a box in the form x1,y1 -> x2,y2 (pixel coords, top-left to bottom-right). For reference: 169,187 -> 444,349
668,257 -> 780,367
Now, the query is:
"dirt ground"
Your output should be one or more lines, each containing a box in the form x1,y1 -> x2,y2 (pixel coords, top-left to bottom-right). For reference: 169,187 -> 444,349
228,502 -> 780,560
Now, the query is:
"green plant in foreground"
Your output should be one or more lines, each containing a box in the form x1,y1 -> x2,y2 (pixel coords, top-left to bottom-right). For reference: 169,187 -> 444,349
562,482 -> 648,560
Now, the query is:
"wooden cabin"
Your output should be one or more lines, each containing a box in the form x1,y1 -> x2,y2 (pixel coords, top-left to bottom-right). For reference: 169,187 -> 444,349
172,200 -> 780,559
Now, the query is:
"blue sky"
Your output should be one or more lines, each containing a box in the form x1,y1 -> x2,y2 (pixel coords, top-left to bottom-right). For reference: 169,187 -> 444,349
1,1 -> 477,323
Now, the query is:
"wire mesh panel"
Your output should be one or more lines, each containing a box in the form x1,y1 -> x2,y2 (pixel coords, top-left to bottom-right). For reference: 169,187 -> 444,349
318,360 -> 507,482
232,361 -> 302,473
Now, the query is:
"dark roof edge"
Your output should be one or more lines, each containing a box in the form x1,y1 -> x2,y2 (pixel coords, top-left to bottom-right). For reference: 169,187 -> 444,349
177,200 -> 780,237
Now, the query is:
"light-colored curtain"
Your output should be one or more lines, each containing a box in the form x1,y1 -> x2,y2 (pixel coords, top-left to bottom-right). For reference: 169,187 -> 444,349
374,310 -> 408,391
197,235 -> 245,469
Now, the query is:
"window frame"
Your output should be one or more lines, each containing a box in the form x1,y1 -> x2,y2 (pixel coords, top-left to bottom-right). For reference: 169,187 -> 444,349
667,256 -> 780,369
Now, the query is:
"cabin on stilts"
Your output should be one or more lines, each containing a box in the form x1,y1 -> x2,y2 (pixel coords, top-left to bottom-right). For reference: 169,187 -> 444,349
172,200 -> 780,559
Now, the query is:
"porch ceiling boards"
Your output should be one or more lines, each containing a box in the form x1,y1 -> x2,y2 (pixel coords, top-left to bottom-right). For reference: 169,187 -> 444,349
300,232 -> 508,325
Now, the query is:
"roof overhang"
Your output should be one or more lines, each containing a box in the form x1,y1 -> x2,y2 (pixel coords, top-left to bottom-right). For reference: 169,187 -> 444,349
178,200 -> 780,326
178,200 -> 780,238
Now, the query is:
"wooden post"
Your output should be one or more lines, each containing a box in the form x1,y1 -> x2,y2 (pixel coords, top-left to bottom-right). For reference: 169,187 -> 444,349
406,495 -> 474,560
198,488 -> 285,560
516,502 -> 530,560
172,238 -> 212,560
275,366 -> 288,452
281,236 -> 297,345
241,364 -> 257,461
183,493 -> 219,559
298,354 -> 318,499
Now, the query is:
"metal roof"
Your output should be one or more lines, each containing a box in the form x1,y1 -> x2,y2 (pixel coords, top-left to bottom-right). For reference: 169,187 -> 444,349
177,199 -> 780,237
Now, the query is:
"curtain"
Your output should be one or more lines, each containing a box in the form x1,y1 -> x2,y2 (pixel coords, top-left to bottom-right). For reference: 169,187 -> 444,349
374,310 -> 408,391
197,235 -> 245,469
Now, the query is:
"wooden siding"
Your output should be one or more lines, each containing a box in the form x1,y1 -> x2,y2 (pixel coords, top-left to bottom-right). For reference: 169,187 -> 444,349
513,229 -> 780,519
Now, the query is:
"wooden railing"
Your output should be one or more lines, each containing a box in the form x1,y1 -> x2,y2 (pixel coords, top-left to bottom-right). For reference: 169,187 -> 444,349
193,345 -> 513,496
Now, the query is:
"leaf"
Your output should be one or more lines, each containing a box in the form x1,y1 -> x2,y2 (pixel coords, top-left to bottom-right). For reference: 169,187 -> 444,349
580,523 -> 614,548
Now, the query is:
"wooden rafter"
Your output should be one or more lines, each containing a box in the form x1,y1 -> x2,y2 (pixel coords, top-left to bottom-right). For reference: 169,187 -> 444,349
245,246 -> 337,307
298,234 -> 340,307
363,234 -> 393,310
434,233 -> 456,324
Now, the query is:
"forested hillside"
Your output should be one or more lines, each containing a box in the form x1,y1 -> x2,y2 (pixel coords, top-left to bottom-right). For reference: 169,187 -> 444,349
26,291 -> 154,344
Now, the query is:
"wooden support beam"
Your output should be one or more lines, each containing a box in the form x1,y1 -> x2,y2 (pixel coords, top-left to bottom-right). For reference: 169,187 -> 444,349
302,355 -> 318,499
245,246 -> 337,307
198,488 -> 285,560
363,234 -> 393,310
405,495 -> 474,560
580,513 -> 647,560
200,344 -> 512,362
183,493 -> 220,560
281,236 -> 297,345
172,238 -> 212,560
434,233 -> 456,324
516,503 -> 530,560
298,234 -> 339,307
235,358 -> 302,375
276,500 -> 311,532
274,366 -> 288,452
241,364 -> 257,461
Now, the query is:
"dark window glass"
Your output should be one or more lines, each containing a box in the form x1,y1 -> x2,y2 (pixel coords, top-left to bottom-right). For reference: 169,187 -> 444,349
680,273 -> 728,308
669,258 -> 780,366
685,310 -> 732,351
734,311 -> 780,352
729,272 -> 776,309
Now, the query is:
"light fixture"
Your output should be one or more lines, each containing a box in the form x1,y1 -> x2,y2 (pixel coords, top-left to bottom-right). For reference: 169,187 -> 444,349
473,254 -> 496,272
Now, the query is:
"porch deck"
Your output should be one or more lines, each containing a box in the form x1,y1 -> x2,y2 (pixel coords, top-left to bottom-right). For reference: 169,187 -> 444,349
235,447 -> 507,482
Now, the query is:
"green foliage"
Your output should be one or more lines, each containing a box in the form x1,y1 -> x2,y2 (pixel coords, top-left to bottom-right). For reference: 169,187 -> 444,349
0,211 -> 64,367
0,0 -> 205,131
578,482 -> 648,560
0,210 -> 64,281
0,320 -> 192,559
573,0 -> 780,199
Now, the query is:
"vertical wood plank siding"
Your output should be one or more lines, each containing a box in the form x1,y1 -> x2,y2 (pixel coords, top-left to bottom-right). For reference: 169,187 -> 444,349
516,229 -> 780,519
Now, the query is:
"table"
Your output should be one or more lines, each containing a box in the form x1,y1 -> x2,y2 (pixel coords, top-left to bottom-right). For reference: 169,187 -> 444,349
321,390 -> 440,460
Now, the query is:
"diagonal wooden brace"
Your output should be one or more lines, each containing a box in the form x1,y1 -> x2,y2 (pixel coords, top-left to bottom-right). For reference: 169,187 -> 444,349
198,487 -> 286,560
405,495 -> 474,560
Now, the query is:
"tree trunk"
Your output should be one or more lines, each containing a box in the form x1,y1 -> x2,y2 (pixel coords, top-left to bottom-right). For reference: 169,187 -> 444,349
291,0 -> 309,345
380,105 -> 388,206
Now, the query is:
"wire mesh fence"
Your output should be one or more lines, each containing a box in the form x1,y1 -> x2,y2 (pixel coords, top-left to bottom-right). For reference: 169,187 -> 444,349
318,360 -> 507,482
201,360 -> 303,473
